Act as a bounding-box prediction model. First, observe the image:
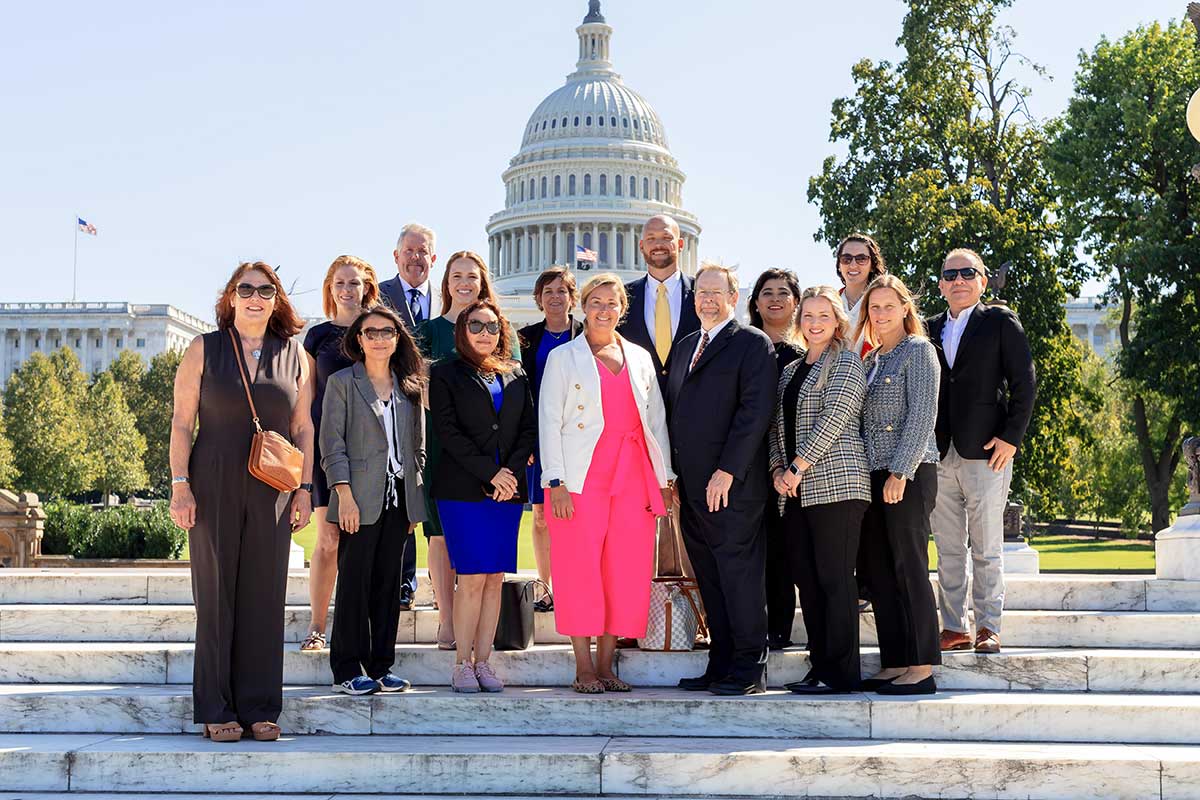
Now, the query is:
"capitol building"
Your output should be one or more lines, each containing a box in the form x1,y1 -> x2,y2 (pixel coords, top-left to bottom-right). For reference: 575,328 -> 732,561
487,1 -> 701,314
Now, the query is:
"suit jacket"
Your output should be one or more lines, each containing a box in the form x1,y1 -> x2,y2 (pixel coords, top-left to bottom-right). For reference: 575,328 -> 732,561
537,333 -> 674,494
517,318 -> 584,389
666,319 -> 778,500
428,359 -> 537,503
768,347 -> 871,512
320,362 -> 427,527
926,303 -> 1036,460
619,273 -> 701,396
379,275 -> 436,332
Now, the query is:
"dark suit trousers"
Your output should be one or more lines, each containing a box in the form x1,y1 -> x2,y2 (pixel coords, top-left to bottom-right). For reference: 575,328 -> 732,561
678,482 -> 768,684
765,506 -> 797,641
401,530 -> 417,594
330,485 -> 412,683
783,498 -> 868,690
860,465 -> 942,668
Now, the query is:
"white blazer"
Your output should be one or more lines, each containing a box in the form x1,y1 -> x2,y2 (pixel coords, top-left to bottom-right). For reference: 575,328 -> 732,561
538,333 -> 674,494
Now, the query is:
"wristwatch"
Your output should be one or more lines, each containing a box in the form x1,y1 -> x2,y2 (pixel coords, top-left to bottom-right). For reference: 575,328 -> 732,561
787,463 -> 802,476
298,483 -> 314,493
548,479 -> 562,489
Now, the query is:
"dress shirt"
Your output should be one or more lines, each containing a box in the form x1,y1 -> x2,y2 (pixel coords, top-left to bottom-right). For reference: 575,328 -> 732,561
690,312 -> 735,367
642,270 -> 682,339
397,275 -> 431,322
941,304 -> 974,369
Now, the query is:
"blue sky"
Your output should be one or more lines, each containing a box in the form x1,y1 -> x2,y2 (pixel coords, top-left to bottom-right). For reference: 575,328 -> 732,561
0,0 -> 1183,320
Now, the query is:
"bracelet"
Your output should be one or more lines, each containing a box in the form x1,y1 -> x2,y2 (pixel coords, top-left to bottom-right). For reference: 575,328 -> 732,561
171,476 -> 190,484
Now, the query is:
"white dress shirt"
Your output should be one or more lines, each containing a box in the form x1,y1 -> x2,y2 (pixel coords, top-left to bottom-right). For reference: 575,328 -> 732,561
642,270 -> 682,339
690,312 -> 735,367
397,275 -> 431,322
941,304 -> 975,369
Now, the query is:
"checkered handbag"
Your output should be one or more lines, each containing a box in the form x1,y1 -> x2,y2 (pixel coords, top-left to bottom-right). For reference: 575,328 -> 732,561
638,576 -> 706,651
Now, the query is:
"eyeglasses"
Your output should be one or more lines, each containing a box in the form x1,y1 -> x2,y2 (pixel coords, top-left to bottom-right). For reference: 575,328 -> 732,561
235,283 -> 277,300
360,326 -> 398,341
838,253 -> 871,266
466,320 -> 500,335
941,267 -> 980,282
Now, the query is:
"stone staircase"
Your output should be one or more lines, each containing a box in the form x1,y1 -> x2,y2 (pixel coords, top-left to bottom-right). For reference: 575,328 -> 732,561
2,568 -> 1200,799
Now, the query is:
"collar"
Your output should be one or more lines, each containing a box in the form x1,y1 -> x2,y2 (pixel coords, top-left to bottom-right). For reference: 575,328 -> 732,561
647,270 -> 682,293
947,304 -> 975,325
700,312 -> 735,339
397,276 -> 430,297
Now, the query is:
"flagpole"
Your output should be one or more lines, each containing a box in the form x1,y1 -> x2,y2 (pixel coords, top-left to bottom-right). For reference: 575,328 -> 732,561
72,216 -> 78,303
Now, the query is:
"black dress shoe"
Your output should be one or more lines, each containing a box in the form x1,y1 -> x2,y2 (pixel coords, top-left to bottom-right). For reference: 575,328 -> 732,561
678,674 -> 717,691
783,670 -> 817,692
859,676 -> 898,691
398,585 -> 414,610
767,634 -> 794,651
709,677 -> 766,696
875,676 -> 936,695
788,681 -> 851,695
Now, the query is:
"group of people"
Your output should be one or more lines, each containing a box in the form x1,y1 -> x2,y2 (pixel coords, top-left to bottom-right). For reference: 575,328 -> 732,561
167,213 -> 1035,741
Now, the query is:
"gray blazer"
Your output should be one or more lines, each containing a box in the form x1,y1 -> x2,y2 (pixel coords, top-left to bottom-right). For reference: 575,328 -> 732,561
860,335 -> 941,479
769,347 -> 871,512
320,362 -> 427,527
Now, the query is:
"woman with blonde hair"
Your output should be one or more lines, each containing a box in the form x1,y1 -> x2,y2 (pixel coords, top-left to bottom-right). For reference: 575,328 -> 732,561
855,274 -> 942,695
301,255 -> 381,653
769,285 -> 871,693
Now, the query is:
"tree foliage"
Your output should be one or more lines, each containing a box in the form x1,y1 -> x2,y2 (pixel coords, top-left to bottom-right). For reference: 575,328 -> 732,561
1048,20 -> 1200,531
808,0 -> 1087,515
85,372 -> 148,503
0,398 -> 17,487
133,349 -> 183,496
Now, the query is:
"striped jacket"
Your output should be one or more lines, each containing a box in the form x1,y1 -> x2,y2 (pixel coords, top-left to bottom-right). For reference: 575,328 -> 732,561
860,335 -> 941,479
768,347 -> 871,511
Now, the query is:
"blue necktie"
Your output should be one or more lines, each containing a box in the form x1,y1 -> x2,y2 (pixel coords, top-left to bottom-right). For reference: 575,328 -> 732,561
408,288 -> 423,324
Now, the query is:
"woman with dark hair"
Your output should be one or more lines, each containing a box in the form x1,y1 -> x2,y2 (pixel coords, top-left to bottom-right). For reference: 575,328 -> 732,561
517,266 -> 583,613
169,261 -> 313,742
835,233 -> 887,356
429,300 -> 536,693
417,250 -> 521,650
748,268 -> 804,650
321,305 -> 426,695
301,255 -> 381,653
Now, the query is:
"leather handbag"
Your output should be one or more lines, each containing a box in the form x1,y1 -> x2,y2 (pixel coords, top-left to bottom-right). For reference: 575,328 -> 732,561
494,578 -> 550,651
229,329 -> 303,493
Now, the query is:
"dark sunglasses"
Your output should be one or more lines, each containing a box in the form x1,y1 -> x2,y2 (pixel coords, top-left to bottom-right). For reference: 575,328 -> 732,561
838,253 -> 871,266
360,326 -> 398,341
467,320 -> 500,335
235,283 -> 277,300
941,267 -> 980,282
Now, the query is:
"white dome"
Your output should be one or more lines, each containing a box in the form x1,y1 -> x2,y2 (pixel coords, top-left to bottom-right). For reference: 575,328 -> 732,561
520,78 -> 669,151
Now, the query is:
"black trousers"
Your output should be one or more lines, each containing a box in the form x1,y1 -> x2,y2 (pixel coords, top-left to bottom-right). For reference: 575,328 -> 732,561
330,485 -> 412,683
678,482 -> 768,685
783,498 -> 868,690
401,528 -> 417,595
765,506 -> 797,642
860,465 -> 942,668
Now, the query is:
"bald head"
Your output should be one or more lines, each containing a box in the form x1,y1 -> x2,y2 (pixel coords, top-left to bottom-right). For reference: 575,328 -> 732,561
640,215 -> 684,279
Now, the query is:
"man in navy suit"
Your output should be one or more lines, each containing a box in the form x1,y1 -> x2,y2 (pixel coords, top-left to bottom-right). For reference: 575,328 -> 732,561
379,222 -> 437,333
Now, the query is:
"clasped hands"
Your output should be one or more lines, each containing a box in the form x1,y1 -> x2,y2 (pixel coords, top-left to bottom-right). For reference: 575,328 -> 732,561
490,467 -> 519,502
771,458 -> 812,498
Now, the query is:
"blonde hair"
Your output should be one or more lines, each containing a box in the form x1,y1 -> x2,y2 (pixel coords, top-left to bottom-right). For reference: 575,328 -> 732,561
321,255 -> 380,319
395,221 -> 437,254
578,272 -> 629,325
854,274 -> 926,346
798,285 -> 851,391
944,247 -> 988,274
695,261 -> 738,293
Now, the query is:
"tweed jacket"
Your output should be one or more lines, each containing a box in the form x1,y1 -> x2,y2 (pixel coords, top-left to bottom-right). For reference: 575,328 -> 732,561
860,335 -> 941,479
769,347 -> 871,512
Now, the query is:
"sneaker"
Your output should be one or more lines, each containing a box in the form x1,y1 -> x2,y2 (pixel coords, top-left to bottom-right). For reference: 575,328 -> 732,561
377,672 -> 411,693
451,662 -> 480,693
473,661 -> 504,692
333,675 -> 380,695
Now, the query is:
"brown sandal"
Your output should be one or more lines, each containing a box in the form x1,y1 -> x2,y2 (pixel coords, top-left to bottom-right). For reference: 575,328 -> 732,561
572,678 -> 605,694
299,631 -> 327,651
598,676 -> 631,692
248,721 -> 281,741
202,722 -> 242,742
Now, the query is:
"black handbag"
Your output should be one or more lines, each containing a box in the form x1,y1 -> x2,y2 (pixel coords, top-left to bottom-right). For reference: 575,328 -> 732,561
493,578 -> 549,651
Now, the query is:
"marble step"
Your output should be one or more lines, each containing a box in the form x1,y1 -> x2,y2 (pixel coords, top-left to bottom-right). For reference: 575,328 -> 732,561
2,641 -> 1198,693
4,602 -> 1200,649
7,684 -> 1200,745
4,733 -> 1199,798
3,568 -> 1192,611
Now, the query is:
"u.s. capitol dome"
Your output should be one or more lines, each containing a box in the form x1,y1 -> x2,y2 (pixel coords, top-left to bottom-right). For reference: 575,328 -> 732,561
487,1 -> 702,295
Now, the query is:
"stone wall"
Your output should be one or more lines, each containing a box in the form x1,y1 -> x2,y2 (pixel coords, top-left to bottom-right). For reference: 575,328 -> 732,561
0,490 -> 45,567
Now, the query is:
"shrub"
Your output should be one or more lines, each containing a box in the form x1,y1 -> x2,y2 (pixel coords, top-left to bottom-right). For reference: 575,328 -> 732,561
41,501 -> 185,560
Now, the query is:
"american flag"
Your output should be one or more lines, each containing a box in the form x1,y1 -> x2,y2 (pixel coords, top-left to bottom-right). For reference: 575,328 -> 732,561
575,244 -> 597,270
77,217 -> 97,235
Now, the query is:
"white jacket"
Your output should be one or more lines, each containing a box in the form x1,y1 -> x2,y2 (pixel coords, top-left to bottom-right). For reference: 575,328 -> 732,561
538,333 -> 674,494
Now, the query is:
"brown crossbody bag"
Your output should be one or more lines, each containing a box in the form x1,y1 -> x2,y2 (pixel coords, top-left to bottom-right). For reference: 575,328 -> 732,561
229,328 -> 303,493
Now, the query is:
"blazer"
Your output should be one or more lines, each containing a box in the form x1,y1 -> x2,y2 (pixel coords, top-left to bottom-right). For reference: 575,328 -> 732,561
666,319 -> 778,500
378,275 -> 436,333
926,303 -> 1037,459
320,362 -> 427,527
538,333 -> 674,494
769,347 -> 871,511
517,318 -> 584,390
428,359 -> 537,503
619,273 -> 701,396
860,335 -> 941,479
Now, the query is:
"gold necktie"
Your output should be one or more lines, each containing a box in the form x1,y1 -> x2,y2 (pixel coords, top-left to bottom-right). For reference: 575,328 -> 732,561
654,282 -> 671,364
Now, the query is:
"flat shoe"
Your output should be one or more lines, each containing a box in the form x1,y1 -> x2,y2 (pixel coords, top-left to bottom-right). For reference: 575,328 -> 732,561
875,676 -> 936,695
598,676 -> 631,692
202,722 -> 242,742
248,721 -> 280,741
859,676 -> 898,690
572,679 -> 605,694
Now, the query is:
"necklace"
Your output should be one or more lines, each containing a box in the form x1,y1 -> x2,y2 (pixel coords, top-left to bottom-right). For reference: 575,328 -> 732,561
481,372 -> 496,384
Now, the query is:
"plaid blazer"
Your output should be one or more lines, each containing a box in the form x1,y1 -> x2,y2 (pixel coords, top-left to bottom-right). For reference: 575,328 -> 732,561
769,347 -> 871,512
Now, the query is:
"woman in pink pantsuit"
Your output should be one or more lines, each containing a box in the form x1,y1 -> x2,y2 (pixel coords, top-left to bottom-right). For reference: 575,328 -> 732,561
539,273 -> 674,694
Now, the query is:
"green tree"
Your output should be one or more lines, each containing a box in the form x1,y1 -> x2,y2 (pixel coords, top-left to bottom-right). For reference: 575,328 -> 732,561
85,372 -> 148,503
1048,20 -> 1200,532
0,398 -> 17,487
807,0 -> 1088,516
49,347 -> 89,406
3,353 -> 96,497
106,350 -> 146,407
134,349 -> 184,495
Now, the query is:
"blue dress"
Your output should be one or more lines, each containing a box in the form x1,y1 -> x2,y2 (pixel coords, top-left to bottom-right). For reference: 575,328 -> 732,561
526,328 -> 573,504
437,376 -> 523,575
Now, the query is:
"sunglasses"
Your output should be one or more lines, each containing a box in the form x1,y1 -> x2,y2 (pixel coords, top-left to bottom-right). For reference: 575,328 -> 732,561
838,253 -> 871,266
941,267 -> 980,282
360,326 -> 398,341
235,283 -> 277,300
466,320 -> 500,335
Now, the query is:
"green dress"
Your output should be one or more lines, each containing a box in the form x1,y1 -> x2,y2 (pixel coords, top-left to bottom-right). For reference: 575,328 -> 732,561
417,315 -> 521,537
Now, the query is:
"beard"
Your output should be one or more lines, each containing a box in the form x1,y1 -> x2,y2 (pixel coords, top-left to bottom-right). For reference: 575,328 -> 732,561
645,248 -> 676,269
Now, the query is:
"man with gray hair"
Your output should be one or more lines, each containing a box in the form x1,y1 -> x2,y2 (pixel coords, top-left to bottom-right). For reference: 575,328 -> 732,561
380,222 -> 438,331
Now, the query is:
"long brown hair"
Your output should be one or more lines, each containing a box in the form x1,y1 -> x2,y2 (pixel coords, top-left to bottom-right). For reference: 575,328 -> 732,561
439,250 -> 497,316
454,300 -> 516,375
835,233 -> 887,286
341,306 -> 426,400
321,255 -> 381,319
215,262 -> 305,337
748,267 -> 802,341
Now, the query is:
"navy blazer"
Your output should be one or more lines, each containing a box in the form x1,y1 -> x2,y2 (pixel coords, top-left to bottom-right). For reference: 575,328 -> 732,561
619,273 -> 701,396
378,276 -> 433,333
517,318 -> 584,393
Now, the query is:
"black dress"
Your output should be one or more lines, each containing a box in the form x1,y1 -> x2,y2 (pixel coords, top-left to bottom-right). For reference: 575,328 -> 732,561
304,321 -> 351,508
766,341 -> 805,645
